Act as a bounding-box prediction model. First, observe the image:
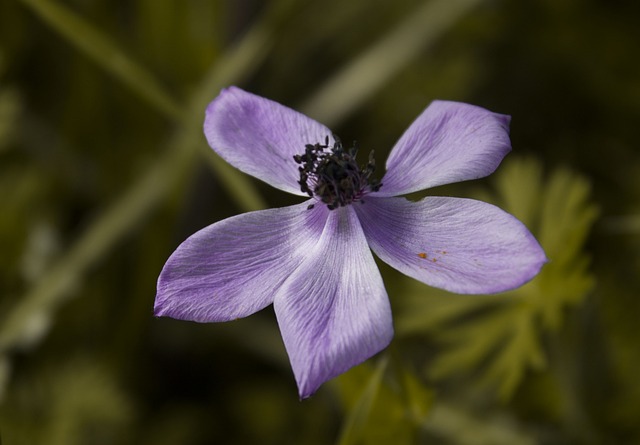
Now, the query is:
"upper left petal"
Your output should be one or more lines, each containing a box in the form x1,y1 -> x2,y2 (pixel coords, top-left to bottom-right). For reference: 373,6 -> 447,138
274,206 -> 393,399
204,86 -> 335,195
155,202 -> 328,322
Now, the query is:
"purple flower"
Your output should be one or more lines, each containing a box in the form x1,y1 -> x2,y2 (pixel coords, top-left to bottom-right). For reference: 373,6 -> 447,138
155,87 -> 547,398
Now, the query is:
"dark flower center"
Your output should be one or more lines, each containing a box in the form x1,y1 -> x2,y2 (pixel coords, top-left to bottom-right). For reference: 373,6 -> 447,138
293,136 -> 382,210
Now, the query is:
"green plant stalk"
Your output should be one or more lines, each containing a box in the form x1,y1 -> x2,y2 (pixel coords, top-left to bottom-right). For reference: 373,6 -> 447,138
336,356 -> 389,445
18,0 -> 187,122
0,1 -> 281,353
16,0 -> 270,211
300,0 -> 485,126
425,402 -> 536,445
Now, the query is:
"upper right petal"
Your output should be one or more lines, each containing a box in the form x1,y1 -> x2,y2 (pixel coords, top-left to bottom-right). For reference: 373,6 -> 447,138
155,202 -> 329,322
377,100 -> 511,197
204,87 -> 335,196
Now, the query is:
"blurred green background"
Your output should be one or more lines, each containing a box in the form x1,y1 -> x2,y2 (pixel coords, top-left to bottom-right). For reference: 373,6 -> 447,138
1,0 -> 639,444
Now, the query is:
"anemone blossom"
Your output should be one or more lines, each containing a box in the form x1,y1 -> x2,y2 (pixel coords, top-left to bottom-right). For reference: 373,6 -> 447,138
155,87 -> 546,398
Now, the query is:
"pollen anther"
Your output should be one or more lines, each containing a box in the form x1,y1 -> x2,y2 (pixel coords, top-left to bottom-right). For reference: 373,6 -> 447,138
293,136 -> 382,210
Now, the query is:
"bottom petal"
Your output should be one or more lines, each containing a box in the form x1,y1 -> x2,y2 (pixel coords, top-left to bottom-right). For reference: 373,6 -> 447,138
274,206 -> 393,398
356,196 -> 547,294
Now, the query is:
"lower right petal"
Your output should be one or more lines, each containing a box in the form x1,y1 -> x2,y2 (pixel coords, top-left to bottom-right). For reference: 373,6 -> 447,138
356,196 -> 547,294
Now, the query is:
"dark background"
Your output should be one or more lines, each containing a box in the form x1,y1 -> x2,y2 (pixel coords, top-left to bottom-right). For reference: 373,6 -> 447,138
0,0 -> 639,444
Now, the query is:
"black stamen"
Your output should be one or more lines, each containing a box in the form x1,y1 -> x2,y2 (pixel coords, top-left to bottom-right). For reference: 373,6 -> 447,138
293,136 -> 382,210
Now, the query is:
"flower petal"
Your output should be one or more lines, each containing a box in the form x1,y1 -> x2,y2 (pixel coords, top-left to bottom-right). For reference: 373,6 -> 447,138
377,101 -> 511,196
273,206 -> 393,398
155,201 -> 329,322
355,196 -> 547,294
204,87 -> 335,195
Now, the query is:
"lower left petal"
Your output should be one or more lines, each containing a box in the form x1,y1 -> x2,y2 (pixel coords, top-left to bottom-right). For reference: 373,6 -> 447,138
273,206 -> 393,399
155,202 -> 328,322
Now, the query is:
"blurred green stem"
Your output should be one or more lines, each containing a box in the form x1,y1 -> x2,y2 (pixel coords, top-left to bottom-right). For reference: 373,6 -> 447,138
18,0 -> 187,122
0,0 -> 283,352
16,0 -> 271,211
336,356 -> 388,445
300,0 -> 485,126
424,402 -> 536,445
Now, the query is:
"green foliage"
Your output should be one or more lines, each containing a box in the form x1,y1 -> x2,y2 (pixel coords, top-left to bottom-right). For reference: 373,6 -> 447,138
334,355 -> 433,445
396,157 -> 598,399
